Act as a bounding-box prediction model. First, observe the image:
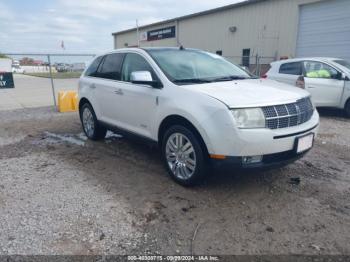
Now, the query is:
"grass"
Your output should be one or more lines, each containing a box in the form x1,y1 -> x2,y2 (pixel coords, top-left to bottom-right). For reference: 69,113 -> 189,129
24,72 -> 82,79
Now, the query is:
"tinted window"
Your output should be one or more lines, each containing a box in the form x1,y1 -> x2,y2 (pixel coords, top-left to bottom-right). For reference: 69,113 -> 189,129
279,62 -> 302,75
85,56 -> 103,77
304,61 -> 339,79
97,53 -> 124,80
121,53 -> 156,82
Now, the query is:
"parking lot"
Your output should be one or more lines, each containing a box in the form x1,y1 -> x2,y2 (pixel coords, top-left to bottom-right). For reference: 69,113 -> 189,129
0,106 -> 349,255
0,74 -> 78,111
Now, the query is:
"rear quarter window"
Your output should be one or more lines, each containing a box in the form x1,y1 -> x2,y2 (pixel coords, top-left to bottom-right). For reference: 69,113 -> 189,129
279,62 -> 302,75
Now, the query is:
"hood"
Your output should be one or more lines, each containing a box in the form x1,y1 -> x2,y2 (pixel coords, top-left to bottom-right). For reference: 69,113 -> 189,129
185,79 -> 310,108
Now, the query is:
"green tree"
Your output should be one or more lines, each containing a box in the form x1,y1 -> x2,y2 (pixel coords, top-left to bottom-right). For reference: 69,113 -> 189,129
0,53 -> 9,59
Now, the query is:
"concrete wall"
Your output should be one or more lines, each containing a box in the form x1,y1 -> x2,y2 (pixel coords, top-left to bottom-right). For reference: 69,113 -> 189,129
114,0 -> 323,59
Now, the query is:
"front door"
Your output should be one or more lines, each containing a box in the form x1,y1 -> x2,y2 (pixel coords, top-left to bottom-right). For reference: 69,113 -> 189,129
303,61 -> 344,107
117,52 -> 161,138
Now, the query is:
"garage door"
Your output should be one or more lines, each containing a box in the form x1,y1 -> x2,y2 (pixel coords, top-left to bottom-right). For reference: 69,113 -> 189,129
296,0 -> 350,61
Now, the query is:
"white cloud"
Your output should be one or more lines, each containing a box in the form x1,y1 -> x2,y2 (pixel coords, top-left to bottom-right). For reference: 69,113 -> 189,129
58,0 -> 156,20
0,0 -> 244,53
0,2 -> 14,20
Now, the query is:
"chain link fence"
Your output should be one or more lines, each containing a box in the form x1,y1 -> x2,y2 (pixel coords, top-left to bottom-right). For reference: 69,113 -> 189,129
224,55 -> 276,77
0,53 -> 95,111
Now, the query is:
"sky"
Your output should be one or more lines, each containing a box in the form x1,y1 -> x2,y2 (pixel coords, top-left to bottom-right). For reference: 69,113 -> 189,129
0,0 -> 244,54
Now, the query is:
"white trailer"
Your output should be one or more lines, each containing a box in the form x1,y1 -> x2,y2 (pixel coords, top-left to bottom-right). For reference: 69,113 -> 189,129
0,58 -> 15,89
0,58 -> 12,72
70,63 -> 86,72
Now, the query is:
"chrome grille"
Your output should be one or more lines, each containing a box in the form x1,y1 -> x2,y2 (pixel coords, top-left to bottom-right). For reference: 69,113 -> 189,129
262,97 -> 314,129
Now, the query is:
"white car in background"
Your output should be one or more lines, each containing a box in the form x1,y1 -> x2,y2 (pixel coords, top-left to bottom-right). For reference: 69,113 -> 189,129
79,48 -> 319,186
12,65 -> 25,74
264,58 -> 350,117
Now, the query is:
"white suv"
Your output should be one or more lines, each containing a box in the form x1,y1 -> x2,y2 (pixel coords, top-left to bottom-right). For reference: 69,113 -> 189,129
79,48 -> 319,186
265,57 -> 350,116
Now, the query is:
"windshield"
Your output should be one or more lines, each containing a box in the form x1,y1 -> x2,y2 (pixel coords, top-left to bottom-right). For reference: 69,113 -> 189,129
147,49 -> 252,85
334,59 -> 350,70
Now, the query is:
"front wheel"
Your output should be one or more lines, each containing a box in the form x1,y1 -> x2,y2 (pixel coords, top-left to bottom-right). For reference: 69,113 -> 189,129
79,103 -> 107,140
161,125 -> 207,186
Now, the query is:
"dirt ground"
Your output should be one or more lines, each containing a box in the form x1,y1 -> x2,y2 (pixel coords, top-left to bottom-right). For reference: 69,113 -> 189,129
0,107 -> 349,255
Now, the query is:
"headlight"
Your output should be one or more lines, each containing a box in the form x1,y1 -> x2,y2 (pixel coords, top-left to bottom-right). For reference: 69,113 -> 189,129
231,108 -> 266,128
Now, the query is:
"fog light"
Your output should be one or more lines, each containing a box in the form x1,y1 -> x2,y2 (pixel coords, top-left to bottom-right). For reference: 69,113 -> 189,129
242,155 -> 263,164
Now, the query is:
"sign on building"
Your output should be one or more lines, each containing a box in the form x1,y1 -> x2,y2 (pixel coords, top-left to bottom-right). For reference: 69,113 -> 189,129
147,26 -> 176,41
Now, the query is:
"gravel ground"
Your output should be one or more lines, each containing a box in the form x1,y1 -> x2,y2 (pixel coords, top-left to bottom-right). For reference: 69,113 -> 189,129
0,107 -> 349,255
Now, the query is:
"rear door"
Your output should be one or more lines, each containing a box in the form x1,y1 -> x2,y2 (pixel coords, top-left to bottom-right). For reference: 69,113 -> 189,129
80,55 -> 104,117
275,61 -> 303,86
303,61 -> 344,107
93,53 -> 125,125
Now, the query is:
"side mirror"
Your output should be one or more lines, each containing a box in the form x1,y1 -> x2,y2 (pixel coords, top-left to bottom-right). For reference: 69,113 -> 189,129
130,71 -> 162,88
296,75 -> 305,89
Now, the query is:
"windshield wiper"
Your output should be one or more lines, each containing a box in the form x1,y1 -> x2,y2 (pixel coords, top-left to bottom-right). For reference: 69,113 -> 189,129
173,75 -> 256,85
173,78 -> 212,84
210,75 -> 251,82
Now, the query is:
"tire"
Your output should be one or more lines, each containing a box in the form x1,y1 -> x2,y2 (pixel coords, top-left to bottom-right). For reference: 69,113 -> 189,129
79,102 -> 107,140
161,125 -> 207,186
345,100 -> 350,118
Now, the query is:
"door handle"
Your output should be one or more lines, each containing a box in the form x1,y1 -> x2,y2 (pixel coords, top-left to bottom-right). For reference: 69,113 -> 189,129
308,86 -> 317,89
114,89 -> 124,95
89,84 -> 96,89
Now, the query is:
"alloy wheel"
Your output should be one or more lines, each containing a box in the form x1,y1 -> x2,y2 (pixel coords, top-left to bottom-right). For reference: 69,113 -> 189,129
82,107 -> 95,137
165,133 -> 197,180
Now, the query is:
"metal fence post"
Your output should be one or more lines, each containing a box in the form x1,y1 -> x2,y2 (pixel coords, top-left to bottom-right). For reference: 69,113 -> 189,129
47,54 -> 57,109
255,54 -> 259,76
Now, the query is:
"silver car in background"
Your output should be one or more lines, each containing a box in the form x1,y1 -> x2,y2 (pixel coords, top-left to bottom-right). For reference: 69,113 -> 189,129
265,57 -> 350,117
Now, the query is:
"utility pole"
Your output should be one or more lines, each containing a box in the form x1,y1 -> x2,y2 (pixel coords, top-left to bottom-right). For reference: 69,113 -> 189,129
47,54 -> 57,109
136,19 -> 140,47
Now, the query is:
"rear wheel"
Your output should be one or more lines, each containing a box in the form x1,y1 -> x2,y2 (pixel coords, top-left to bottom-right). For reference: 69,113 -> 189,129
345,99 -> 350,118
79,103 -> 107,140
161,125 -> 207,186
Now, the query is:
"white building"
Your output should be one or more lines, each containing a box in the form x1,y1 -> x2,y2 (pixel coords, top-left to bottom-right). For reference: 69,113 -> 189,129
112,0 -> 350,65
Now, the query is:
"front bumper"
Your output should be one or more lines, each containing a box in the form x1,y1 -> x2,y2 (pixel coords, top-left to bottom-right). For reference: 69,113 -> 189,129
210,147 -> 310,170
204,109 -> 319,156
204,109 -> 319,169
